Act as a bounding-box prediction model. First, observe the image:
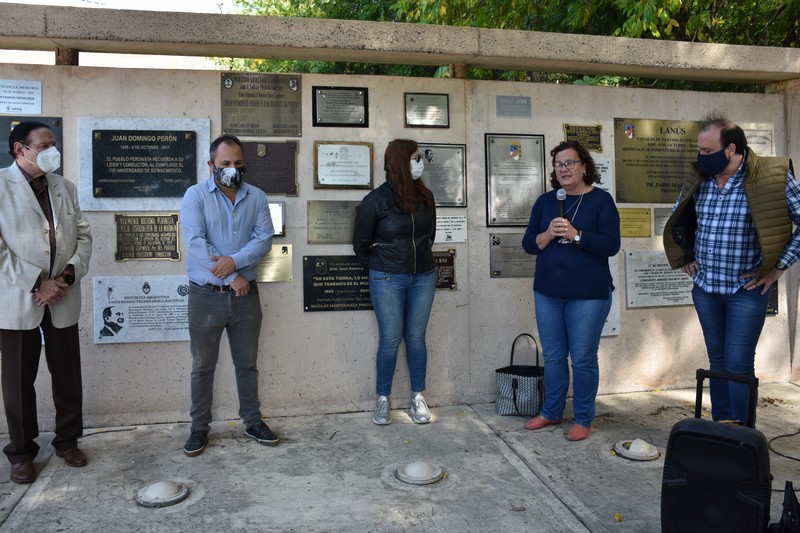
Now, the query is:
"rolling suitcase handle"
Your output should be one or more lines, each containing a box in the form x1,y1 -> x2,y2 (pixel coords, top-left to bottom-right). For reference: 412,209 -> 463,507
694,368 -> 759,428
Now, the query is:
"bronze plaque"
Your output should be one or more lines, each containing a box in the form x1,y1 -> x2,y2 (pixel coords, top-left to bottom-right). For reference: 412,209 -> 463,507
619,208 -> 652,238
242,141 -> 298,196
563,124 -> 602,152
303,256 -> 371,312
256,244 -> 293,282
433,249 -> 456,290
115,213 -> 180,261
92,130 -> 196,198
614,118 -> 701,203
221,73 -> 301,137
307,200 -> 359,244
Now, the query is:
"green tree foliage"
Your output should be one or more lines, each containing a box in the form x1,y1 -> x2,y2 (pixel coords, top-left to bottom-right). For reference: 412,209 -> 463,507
225,0 -> 799,90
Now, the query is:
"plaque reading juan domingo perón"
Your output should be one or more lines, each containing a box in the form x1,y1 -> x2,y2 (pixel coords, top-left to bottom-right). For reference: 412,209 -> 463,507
303,256 -> 371,312
92,130 -> 196,198
115,213 -> 180,261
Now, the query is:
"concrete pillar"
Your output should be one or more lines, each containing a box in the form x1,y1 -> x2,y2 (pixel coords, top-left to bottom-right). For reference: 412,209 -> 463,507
56,48 -> 79,66
449,63 -> 469,79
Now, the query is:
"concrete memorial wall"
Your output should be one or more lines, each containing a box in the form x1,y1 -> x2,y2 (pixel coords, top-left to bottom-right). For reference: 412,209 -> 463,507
0,62 -> 793,429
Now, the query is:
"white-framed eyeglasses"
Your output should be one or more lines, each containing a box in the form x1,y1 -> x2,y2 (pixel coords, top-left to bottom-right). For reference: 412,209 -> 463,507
554,159 -> 581,171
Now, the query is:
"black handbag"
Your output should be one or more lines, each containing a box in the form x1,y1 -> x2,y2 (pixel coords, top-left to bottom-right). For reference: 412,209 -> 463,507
495,333 -> 544,418
768,481 -> 800,533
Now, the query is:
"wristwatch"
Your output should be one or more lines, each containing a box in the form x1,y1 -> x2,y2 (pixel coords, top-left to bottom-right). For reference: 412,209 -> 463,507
776,260 -> 789,271
573,230 -> 582,245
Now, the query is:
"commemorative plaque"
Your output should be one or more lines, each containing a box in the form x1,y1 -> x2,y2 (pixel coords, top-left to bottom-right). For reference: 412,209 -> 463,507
312,86 -> 368,127
485,134 -> 546,227
563,124 -> 602,152
92,130 -> 196,198
418,143 -> 466,207
433,249 -> 456,290
625,250 -> 693,307
115,213 -> 180,261
241,141 -> 298,196
314,142 -> 373,189
0,116 -> 62,171
404,93 -> 449,128
307,200 -> 359,244
269,201 -> 285,237
303,256 -> 371,312
93,275 -> 190,344
221,73 -> 301,137
496,96 -> 531,118
614,118 -> 701,203
256,244 -> 293,283
489,233 -> 535,278
435,215 -> 467,243
619,208 -> 652,238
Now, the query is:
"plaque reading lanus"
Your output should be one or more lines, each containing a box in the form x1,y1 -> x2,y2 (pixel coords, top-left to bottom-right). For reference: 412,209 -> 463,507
115,213 -> 180,261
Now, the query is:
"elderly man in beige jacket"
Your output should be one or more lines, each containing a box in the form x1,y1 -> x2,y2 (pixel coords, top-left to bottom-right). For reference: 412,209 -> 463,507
0,121 -> 92,484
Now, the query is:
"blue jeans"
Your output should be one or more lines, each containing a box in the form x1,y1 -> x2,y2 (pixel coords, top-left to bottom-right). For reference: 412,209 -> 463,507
691,285 -> 769,422
534,290 -> 612,427
369,269 -> 436,397
188,282 -> 263,432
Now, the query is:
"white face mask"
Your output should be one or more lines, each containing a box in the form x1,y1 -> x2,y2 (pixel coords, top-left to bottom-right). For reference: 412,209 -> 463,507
410,159 -> 425,180
25,146 -> 61,174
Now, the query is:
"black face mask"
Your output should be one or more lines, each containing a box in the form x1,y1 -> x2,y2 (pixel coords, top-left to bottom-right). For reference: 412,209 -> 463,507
696,149 -> 730,177
213,166 -> 245,188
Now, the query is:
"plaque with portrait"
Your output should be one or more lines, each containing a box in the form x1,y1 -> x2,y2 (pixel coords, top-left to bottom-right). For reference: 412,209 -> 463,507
404,93 -> 449,128
485,134 -> 546,227
314,141 -> 373,189
418,143 -> 466,207
312,86 -> 368,128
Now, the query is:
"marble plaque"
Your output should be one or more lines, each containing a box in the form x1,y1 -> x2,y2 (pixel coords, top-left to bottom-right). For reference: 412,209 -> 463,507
0,79 -> 41,114
314,142 -> 373,189
307,200 -> 359,244
303,256 -> 371,312
419,143 -> 466,207
93,275 -> 190,344
79,117 -> 210,212
625,250 -> 694,307
435,215 -> 467,243
221,73 -> 301,137
490,233 -> 535,278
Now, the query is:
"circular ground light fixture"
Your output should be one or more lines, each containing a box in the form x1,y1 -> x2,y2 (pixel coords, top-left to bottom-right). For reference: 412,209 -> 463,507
613,439 -> 660,461
135,481 -> 190,508
395,461 -> 443,485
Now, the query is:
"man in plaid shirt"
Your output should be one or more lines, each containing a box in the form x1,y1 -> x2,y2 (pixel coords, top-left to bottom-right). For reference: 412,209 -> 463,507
664,116 -> 800,423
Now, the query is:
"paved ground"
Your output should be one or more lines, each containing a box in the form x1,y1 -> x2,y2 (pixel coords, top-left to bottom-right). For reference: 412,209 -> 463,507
0,383 -> 797,532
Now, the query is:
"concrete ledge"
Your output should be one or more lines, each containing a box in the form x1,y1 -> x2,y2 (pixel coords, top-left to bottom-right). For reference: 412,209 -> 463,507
1,3 -> 799,83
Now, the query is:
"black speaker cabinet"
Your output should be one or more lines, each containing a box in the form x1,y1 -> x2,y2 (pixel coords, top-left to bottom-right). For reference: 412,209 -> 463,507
661,370 -> 771,533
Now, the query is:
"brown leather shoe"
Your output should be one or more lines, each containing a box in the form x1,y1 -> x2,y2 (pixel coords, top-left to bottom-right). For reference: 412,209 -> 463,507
55,447 -> 87,467
10,460 -> 35,484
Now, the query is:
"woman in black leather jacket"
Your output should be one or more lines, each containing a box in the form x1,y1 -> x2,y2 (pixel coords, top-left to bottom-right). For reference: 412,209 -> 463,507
353,139 -> 437,426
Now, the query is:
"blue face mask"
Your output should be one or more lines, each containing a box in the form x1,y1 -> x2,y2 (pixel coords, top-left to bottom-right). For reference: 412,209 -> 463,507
696,149 -> 730,177
213,166 -> 245,188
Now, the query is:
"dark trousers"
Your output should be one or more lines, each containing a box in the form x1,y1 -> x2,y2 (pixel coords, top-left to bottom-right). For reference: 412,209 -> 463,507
0,307 -> 83,464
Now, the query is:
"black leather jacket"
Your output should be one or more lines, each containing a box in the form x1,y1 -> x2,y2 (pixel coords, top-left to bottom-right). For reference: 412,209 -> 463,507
352,181 -> 436,274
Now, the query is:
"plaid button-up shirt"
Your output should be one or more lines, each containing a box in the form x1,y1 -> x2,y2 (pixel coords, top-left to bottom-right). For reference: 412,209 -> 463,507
693,152 -> 800,294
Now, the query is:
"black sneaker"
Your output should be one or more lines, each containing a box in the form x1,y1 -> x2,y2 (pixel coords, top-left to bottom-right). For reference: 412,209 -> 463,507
183,430 -> 208,457
244,421 -> 280,446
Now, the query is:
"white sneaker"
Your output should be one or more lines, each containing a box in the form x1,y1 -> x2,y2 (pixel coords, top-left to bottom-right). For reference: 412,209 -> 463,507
373,395 -> 390,425
410,393 -> 431,424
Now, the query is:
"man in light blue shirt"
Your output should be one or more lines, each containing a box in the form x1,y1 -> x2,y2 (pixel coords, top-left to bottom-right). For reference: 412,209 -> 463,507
179,134 -> 277,456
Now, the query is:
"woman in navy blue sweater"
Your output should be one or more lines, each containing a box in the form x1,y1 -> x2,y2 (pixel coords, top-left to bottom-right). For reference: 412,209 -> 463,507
521,141 -> 620,441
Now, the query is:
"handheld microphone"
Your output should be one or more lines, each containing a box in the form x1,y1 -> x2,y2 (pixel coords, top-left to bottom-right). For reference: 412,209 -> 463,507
556,188 -> 567,218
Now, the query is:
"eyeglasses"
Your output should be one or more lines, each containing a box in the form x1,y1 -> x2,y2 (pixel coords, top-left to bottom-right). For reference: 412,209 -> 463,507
554,159 -> 581,171
411,155 -> 422,163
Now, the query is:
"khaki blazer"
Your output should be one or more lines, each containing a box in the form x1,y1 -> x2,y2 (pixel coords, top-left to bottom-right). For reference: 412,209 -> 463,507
0,162 -> 92,329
